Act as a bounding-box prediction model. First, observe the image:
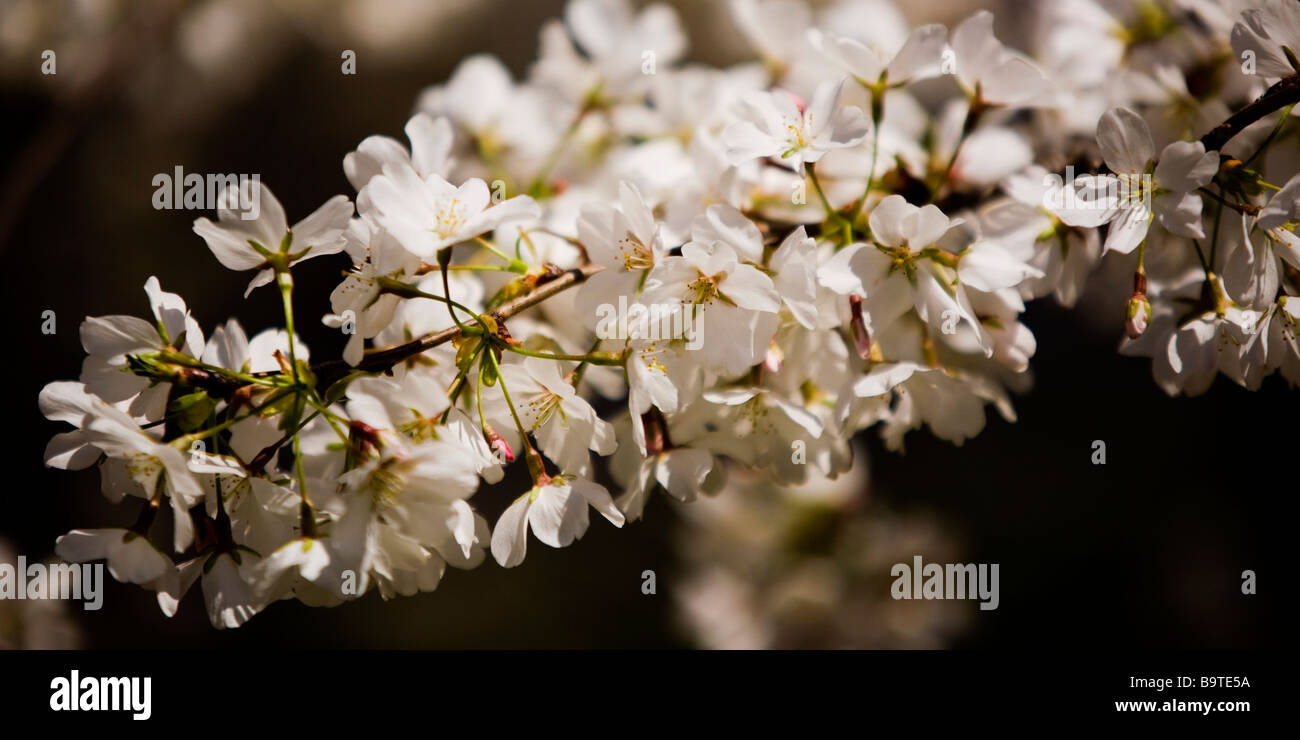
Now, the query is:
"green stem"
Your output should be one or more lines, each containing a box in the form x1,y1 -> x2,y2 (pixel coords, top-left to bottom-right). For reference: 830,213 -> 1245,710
438,248 -> 470,334
527,106 -> 589,196
937,97 -> 984,196
1191,239 -> 1212,278
301,391 -> 351,445
1209,187 -> 1226,269
162,353 -> 277,387
473,235 -> 514,264
428,263 -> 519,272
807,166 -> 835,217
277,269 -> 299,383
851,91 -> 884,225
245,408 -> 322,473
292,430 -> 315,538
486,345 -> 546,482
305,263 -> 603,386
569,337 -> 604,387
1198,186 -> 1257,215
441,343 -> 483,423
377,275 -> 495,336
501,344 -> 625,365
476,357 -> 490,434
808,166 -> 853,243
1243,103 -> 1294,167
179,388 -> 295,444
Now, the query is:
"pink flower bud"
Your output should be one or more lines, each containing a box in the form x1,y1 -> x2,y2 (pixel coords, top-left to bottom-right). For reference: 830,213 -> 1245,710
774,88 -> 808,113
763,343 -> 784,373
484,425 -> 515,464
849,295 -> 871,360
1125,293 -> 1150,339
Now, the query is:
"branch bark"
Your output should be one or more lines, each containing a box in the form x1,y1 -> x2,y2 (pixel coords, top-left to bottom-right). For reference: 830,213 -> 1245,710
1200,73 -> 1300,153
312,262 -> 605,387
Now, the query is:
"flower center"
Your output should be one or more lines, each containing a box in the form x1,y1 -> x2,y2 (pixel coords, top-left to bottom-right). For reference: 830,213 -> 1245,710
1116,172 -> 1154,209
125,453 -> 163,491
430,197 -> 468,239
365,457 -> 408,509
522,392 -> 563,429
396,408 -> 440,442
687,272 -> 723,306
731,397 -> 770,438
637,343 -> 668,375
617,231 -> 654,271
782,119 -> 810,157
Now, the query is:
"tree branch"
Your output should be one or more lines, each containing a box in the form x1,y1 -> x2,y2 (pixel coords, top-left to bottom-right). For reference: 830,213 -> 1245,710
1200,73 -> 1300,153
312,262 -> 605,387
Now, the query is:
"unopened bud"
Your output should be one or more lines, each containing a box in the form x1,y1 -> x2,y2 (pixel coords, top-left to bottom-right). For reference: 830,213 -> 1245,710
1126,271 -> 1150,339
775,87 -> 808,113
640,408 -> 672,457
273,349 -> 293,376
349,420 -> 385,457
484,425 -> 515,464
849,294 -> 871,360
1125,292 -> 1151,339
228,383 -> 257,412
763,341 -> 784,374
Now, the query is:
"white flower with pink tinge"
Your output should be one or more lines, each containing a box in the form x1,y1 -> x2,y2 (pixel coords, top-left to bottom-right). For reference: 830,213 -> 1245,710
193,181 -> 352,297
364,161 -> 540,258
723,79 -> 870,173
1060,107 -> 1219,255
491,475 -> 624,568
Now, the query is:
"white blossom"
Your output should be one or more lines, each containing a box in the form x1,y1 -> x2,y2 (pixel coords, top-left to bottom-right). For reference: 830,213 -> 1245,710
34,0 -> 1300,629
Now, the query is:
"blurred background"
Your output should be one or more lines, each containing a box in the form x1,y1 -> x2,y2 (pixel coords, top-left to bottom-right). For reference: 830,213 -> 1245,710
1,0 -> 1279,649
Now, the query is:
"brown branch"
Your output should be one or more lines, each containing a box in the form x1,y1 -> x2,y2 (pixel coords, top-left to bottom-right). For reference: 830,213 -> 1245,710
1200,73 -> 1300,153
312,262 -> 605,387
238,260 -> 604,467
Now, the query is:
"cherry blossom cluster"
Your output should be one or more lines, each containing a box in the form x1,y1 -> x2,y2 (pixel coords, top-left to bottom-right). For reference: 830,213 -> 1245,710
40,0 -> 1300,628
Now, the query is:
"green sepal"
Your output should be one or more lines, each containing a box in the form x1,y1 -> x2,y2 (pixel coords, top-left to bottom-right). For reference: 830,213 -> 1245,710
168,390 -> 215,432
480,355 -> 499,387
485,277 -> 531,311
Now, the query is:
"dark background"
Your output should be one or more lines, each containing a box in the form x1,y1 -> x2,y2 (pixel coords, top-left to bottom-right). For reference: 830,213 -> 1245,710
1,0 -> 1279,648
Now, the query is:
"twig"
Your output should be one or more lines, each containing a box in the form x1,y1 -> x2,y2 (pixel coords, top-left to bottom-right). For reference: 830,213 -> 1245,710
1200,74 -> 1300,153
311,262 -> 605,387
